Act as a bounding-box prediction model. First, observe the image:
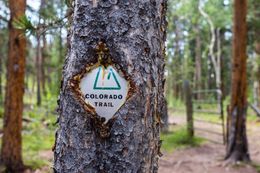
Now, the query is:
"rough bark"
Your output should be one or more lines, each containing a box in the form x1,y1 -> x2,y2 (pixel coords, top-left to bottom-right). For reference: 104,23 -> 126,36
226,0 -> 249,162
54,0 -> 167,172
1,0 -> 26,171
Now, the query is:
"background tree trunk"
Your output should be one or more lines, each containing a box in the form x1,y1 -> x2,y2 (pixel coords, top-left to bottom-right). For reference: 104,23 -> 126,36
36,34 -> 42,106
194,24 -> 202,99
160,97 -> 169,133
54,0 -> 167,172
1,0 -> 26,171
40,0 -> 47,96
226,0 -> 249,162
41,33 -> 47,96
57,27 -> 64,94
172,16 -> 182,99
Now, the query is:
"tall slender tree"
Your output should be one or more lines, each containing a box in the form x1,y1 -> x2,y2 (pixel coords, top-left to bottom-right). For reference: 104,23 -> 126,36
36,33 -> 42,106
194,23 -> 202,98
40,0 -> 47,97
226,0 -> 249,162
1,0 -> 26,171
54,0 -> 167,172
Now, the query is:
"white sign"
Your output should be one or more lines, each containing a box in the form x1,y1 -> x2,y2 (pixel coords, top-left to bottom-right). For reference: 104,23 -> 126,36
79,65 -> 129,122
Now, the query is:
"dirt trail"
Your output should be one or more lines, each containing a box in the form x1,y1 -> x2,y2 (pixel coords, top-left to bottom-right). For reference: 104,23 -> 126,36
159,143 -> 258,173
159,115 -> 260,173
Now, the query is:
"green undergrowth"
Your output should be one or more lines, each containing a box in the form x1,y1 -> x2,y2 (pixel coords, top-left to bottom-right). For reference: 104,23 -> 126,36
252,163 -> 260,173
167,98 -> 185,110
160,128 -> 204,152
194,112 -> 222,123
23,129 -> 54,169
0,106 -> 3,118
22,97 -> 57,169
247,109 -> 260,123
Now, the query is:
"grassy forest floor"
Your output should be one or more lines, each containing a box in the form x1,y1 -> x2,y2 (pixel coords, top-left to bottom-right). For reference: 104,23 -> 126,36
0,98 -> 260,173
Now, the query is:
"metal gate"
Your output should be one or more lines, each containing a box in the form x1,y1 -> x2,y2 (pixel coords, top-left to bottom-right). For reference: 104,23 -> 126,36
183,80 -> 226,145
192,89 -> 226,145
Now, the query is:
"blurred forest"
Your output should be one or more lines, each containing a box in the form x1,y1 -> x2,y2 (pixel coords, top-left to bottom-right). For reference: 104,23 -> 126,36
0,0 -> 259,172
166,0 -> 259,106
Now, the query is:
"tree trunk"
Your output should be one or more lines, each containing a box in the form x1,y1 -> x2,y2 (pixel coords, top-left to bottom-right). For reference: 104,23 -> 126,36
41,33 -> 47,96
36,34 -> 42,106
54,1 -> 167,172
40,0 -> 47,96
1,0 -> 26,171
57,27 -> 63,94
226,0 -> 249,162
184,80 -> 194,138
199,3 -> 222,92
216,28 -> 222,89
219,29 -> 226,99
194,24 -> 202,99
160,97 -> 169,133
32,71 -> 36,93
172,16 -> 181,99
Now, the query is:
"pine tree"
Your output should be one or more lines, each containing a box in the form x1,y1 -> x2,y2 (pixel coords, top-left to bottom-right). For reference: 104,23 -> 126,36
226,0 -> 249,162
54,0 -> 167,172
1,0 -> 26,171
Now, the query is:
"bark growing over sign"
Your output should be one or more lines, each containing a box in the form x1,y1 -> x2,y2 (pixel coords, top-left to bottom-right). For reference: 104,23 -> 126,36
226,0 -> 249,162
1,0 -> 26,171
54,0 -> 167,172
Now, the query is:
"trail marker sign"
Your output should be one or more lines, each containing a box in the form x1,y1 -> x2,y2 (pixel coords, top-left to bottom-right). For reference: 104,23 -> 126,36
80,65 -> 129,122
